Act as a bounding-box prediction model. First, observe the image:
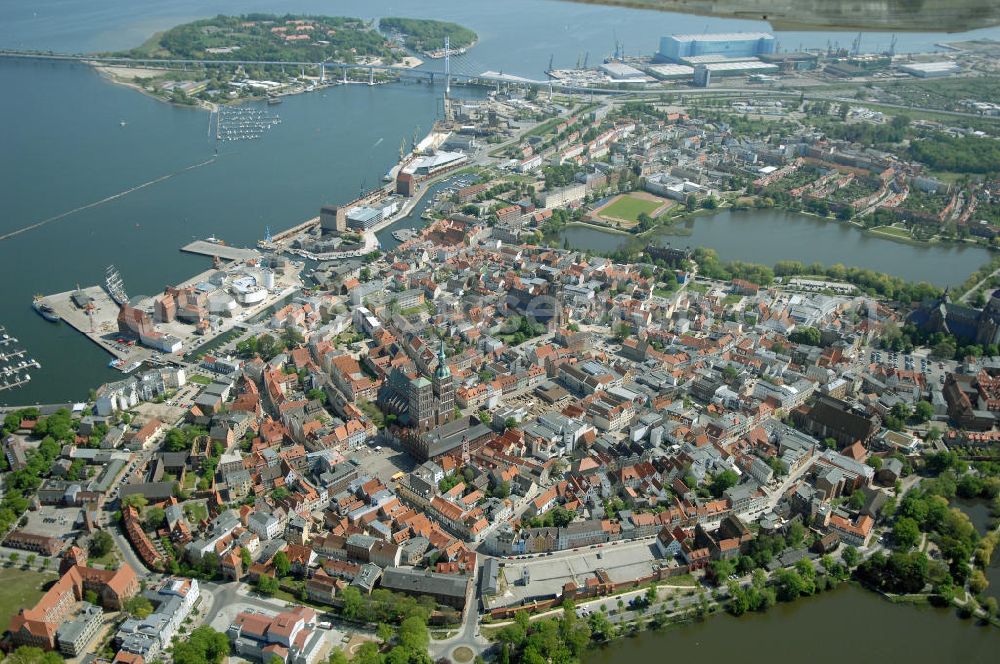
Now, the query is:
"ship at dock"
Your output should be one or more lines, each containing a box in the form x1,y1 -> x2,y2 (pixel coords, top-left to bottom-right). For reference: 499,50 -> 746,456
108,358 -> 143,373
32,295 -> 61,323
105,265 -> 129,306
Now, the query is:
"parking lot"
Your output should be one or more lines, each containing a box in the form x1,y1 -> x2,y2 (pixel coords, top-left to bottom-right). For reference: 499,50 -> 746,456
17,504 -> 84,542
489,539 -> 661,607
863,346 -> 955,390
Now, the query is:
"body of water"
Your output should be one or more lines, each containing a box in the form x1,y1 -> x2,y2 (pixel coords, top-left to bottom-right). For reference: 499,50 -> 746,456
560,209 -> 995,286
4,0 -> 1000,78
585,584 -> 1000,664
0,58 -> 461,405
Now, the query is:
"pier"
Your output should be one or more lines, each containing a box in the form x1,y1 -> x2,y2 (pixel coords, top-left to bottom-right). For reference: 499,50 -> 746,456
41,287 -> 154,366
41,250 -> 305,372
0,325 -> 40,393
182,240 -> 261,262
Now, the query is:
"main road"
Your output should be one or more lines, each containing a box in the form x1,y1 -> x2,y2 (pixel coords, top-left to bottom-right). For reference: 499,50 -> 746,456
428,563 -> 489,661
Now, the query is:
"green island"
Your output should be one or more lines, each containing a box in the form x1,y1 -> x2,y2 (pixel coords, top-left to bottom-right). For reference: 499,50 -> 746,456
378,17 -> 479,55
91,14 -> 476,106
118,14 -> 393,64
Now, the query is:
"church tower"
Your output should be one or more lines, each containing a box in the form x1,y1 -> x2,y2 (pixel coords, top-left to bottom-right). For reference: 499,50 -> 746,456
433,340 -> 454,424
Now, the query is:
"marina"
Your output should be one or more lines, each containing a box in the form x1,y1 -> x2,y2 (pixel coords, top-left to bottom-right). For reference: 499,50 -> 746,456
0,325 -> 40,392
214,105 -> 282,142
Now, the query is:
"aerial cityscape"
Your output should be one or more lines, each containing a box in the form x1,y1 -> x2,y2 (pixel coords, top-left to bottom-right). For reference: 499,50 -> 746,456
3,1 -> 1000,663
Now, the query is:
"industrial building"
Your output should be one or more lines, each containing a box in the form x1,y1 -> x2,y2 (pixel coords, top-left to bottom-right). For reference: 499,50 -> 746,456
658,32 -> 775,63
701,60 -> 780,77
759,52 -> 820,71
597,61 -> 651,83
645,63 -> 695,81
407,151 -> 468,176
900,61 -> 961,78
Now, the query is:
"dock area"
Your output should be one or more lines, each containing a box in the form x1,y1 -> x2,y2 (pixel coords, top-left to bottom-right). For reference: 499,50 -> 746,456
181,240 -> 261,262
40,287 -> 155,366
41,249 -> 305,373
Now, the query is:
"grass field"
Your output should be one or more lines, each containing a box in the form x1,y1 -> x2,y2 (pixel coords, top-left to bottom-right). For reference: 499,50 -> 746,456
189,374 -> 212,385
599,194 -> 663,223
185,502 -> 209,524
869,225 -> 912,239
0,567 -> 57,628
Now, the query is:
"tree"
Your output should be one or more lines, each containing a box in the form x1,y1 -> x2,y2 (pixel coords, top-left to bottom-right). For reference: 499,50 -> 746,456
172,626 -> 230,664
273,551 -> 291,577
124,595 -> 154,619
328,649 -> 349,664
842,545 -> 860,568
710,559 -> 736,584
144,507 -> 166,530
341,586 -> 363,620
398,615 -> 429,652
849,489 -> 866,511
789,326 -> 822,347
892,517 -> 921,550
914,400 -> 934,423
787,521 -> 806,548
255,574 -> 279,595
867,455 -> 883,471
121,494 -> 148,512
90,531 -> 114,557
969,569 -> 989,595
6,646 -> 65,664
352,642 -> 382,664
710,470 -> 739,498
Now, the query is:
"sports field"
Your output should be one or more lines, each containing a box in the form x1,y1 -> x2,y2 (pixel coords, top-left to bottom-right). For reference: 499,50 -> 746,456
592,192 -> 673,229
600,194 -> 663,222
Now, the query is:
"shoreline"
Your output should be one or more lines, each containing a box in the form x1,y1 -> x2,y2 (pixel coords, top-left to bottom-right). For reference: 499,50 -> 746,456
576,580 -> 999,663
91,63 -> 218,112
566,200 -> 998,255
88,55 -> 428,111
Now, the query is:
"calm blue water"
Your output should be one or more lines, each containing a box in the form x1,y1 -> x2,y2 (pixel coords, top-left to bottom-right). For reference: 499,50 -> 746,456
3,0 -> 1000,77
561,210 -> 994,285
2,0 -> 999,405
